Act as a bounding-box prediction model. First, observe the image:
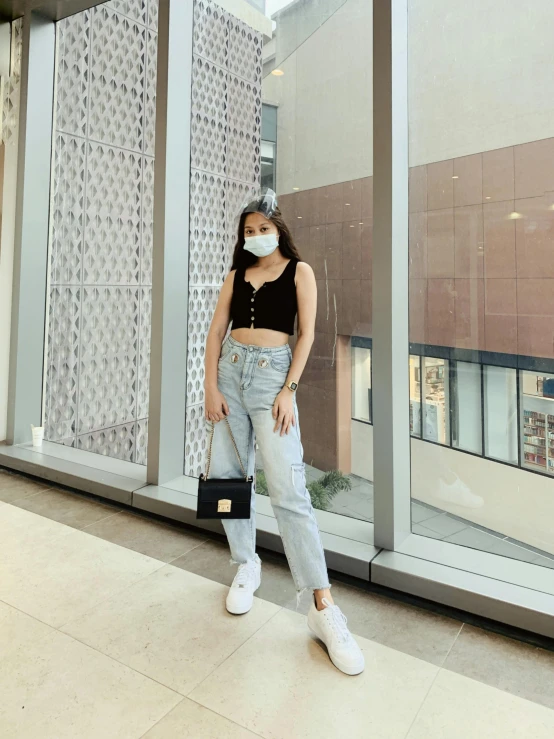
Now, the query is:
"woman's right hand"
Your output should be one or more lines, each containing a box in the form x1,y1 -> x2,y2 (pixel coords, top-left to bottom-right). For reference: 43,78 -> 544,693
204,387 -> 230,423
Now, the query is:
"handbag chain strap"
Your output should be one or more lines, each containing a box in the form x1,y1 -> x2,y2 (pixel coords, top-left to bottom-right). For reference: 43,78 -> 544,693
205,418 -> 247,480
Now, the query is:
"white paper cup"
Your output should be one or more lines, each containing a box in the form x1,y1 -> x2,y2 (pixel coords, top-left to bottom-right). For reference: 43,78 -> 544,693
31,426 -> 44,446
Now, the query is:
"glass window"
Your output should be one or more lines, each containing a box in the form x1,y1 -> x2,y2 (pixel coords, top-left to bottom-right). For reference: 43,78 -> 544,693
520,371 -> 554,476
352,346 -> 372,423
409,355 -> 421,437
452,361 -> 482,455
261,140 -> 276,190
422,358 -> 449,445
484,366 -> 518,465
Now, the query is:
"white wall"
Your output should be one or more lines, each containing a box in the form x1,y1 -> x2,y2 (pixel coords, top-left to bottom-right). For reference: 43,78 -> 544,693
351,418 -> 554,557
264,0 -> 554,191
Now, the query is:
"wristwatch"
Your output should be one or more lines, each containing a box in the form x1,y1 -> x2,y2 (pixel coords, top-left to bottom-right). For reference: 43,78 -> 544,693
286,381 -> 298,393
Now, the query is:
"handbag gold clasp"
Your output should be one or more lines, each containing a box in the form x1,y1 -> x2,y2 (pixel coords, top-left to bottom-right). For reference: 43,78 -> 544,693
218,499 -> 232,513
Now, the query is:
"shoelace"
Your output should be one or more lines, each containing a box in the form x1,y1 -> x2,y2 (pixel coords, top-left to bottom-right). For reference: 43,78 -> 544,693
321,598 -> 351,643
233,561 -> 257,589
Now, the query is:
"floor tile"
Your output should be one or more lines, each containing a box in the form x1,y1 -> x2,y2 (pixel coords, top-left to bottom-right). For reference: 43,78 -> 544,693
411,502 -> 441,524
445,527 -> 537,562
142,698 -> 260,739
12,486 -> 120,530
0,470 -> 52,503
190,608 -> 438,739
171,539 -> 299,608
407,668 -> 554,738
84,510 -> 207,563
0,506 -> 163,627
0,601 -> 54,661
412,523 -> 445,540
285,581 -> 462,667
62,565 -> 281,695
0,624 -> 181,739
443,624 -> 554,711
417,513 -> 469,537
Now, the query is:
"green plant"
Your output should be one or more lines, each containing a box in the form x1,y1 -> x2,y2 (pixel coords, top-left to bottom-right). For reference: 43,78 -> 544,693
255,467 -> 352,511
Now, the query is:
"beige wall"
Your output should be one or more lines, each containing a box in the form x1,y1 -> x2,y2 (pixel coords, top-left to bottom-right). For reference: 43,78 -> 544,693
264,0 -> 554,192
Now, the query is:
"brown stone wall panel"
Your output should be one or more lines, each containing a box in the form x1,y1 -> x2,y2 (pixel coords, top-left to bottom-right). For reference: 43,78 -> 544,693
409,211 -> 428,279
324,182 -> 344,224
515,195 -> 554,278
361,176 -> 373,219
454,204 -> 484,278
455,278 -> 485,350
323,223 -> 343,279
427,208 -> 454,278
427,278 -> 455,346
310,225 -> 326,279
483,200 -> 516,278
339,279 -> 361,336
359,279 -> 372,337
343,179 -> 362,221
427,159 -> 454,210
515,138 -> 554,200
482,146 -> 514,203
342,221 -> 362,279
453,153 -> 483,207
409,278 -> 427,344
360,221 -> 372,281
409,164 -> 427,213
517,315 -> 554,360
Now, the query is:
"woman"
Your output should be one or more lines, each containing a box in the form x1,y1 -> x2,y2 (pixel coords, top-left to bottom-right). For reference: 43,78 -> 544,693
204,189 -> 364,676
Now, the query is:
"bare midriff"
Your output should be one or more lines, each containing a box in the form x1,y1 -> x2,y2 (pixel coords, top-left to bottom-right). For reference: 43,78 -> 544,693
230,327 -> 289,348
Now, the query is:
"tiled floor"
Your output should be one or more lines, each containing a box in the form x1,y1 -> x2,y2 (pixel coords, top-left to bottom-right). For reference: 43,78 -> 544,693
1,466 -> 554,738
308,466 -> 554,569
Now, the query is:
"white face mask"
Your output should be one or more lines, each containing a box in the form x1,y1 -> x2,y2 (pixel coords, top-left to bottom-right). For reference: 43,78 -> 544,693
243,233 -> 279,258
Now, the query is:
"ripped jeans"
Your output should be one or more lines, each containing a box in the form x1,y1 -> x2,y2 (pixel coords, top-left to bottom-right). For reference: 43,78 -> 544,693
209,335 -> 331,596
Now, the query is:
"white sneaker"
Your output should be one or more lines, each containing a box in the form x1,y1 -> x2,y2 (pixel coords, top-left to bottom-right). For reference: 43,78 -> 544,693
437,477 -> 484,509
226,556 -> 261,615
307,598 -> 365,675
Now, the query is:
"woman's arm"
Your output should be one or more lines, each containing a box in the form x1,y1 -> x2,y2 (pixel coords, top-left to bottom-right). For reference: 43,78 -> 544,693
273,261 -> 317,435
204,271 -> 235,422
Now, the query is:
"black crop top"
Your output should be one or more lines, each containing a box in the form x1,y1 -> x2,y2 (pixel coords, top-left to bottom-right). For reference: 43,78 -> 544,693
230,259 -> 299,335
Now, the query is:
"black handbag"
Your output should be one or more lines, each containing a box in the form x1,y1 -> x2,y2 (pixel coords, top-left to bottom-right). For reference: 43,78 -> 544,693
197,418 -> 253,519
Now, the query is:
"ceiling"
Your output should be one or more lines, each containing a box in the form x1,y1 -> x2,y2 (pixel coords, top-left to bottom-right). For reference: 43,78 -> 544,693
0,0 -> 105,21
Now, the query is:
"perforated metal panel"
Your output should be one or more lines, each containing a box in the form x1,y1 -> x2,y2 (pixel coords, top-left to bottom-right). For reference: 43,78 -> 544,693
45,1 -> 158,464
185,0 -> 262,476
1,18 -> 23,147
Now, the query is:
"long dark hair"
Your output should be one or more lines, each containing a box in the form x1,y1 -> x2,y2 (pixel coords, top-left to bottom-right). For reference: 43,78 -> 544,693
231,207 -> 302,271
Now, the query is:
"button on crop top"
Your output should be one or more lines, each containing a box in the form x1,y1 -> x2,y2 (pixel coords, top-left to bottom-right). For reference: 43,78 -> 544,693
230,258 -> 299,336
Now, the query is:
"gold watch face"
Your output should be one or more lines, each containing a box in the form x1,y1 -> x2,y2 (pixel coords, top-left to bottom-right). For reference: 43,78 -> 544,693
289,382 -> 298,391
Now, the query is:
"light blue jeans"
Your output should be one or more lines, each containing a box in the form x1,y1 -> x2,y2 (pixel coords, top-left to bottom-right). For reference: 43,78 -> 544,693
209,335 -> 330,595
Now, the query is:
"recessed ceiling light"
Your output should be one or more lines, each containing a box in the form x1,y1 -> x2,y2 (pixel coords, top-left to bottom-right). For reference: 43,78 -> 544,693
350,224 -> 355,228
359,222 -> 364,225
345,203 -> 351,206
452,175 -> 459,179
293,187 -> 300,191
271,69 -> 284,76
297,216 -> 303,219
508,211 -> 523,220
485,196 -> 491,200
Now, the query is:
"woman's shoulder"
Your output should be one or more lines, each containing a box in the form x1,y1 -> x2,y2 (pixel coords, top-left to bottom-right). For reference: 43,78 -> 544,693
294,260 -> 314,280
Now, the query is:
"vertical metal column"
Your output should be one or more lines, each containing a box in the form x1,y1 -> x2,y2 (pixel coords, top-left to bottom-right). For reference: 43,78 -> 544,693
147,0 -> 194,485
7,13 -> 55,445
372,0 -> 411,549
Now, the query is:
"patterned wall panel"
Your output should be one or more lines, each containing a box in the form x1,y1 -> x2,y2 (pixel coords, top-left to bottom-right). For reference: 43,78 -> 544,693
185,0 -> 262,476
45,0 -> 158,464
1,18 -> 23,147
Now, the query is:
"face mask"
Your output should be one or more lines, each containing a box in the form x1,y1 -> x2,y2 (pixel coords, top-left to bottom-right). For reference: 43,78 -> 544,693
243,233 -> 279,258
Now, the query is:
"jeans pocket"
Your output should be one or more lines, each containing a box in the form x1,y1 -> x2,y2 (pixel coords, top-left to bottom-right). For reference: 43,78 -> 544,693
270,354 -> 291,373
291,462 -> 307,497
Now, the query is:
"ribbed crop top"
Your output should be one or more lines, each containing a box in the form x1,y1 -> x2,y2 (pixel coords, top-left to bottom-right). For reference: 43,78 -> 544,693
230,258 -> 299,336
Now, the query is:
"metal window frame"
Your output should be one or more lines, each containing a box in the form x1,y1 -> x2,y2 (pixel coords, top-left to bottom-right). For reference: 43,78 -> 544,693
370,0 -> 554,638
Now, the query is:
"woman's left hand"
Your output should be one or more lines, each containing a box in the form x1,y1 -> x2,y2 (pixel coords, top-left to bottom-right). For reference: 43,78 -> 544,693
272,388 -> 296,436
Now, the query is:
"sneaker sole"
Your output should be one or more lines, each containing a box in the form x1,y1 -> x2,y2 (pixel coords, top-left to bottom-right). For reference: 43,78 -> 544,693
308,614 -> 365,676
226,600 -> 253,615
